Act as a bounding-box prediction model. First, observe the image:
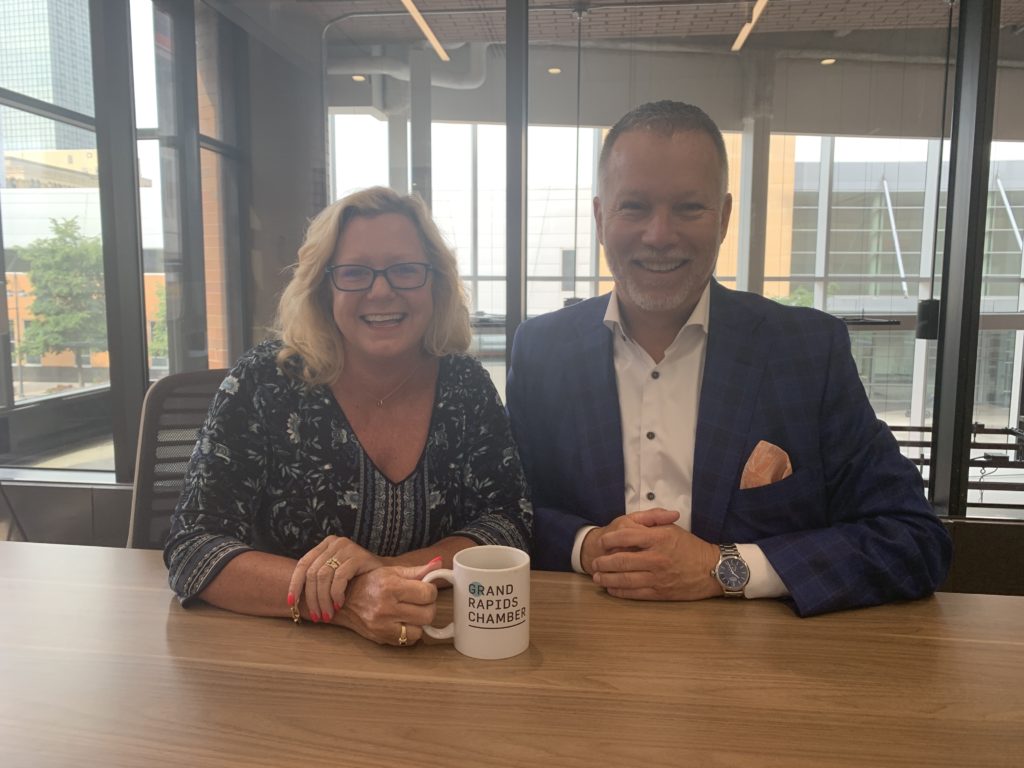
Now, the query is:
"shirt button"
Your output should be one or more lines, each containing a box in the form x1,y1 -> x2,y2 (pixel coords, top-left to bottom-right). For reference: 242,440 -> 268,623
651,371 -> 660,379
646,491 -> 655,501
646,431 -> 655,440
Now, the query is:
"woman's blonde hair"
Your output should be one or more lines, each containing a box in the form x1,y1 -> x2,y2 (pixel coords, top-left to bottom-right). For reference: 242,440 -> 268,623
275,186 -> 472,386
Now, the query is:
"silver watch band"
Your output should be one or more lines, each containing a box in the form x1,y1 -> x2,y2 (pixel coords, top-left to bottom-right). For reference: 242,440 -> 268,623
719,543 -> 741,559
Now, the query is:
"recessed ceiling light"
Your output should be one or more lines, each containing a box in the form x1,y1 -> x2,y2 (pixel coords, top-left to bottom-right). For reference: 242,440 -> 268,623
352,74 -> 367,82
547,67 -> 562,75
820,58 -> 837,66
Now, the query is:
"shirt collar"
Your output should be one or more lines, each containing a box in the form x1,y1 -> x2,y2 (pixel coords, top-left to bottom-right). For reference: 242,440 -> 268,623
602,282 -> 712,344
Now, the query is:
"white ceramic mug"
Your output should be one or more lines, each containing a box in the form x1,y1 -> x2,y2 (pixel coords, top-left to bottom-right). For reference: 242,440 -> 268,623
422,545 -> 530,660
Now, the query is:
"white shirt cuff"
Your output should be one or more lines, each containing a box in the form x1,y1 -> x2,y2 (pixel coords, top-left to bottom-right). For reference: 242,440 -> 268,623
571,526 -> 599,574
736,543 -> 789,599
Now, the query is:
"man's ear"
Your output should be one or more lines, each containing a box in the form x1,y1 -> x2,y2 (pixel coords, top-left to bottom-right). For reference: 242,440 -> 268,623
719,192 -> 733,244
593,196 -> 604,244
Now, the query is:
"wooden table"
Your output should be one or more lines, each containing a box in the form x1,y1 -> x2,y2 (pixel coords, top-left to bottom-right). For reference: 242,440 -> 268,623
1,541 -> 1022,767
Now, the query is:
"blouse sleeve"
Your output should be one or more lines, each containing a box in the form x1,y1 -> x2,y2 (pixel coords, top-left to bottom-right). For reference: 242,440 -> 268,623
446,358 -> 533,553
163,347 -> 274,604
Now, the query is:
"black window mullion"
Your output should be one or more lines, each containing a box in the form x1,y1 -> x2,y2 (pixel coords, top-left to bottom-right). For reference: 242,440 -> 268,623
0,199 -> 15,410
227,12 -> 253,361
505,0 -> 528,367
198,133 -> 243,160
89,0 -> 148,483
0,86 -> 96,132
929,0 -> 1002,517
158,0 -> 208,373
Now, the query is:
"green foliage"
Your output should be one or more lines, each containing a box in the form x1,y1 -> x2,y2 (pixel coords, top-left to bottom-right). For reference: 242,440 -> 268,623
20,218 -> 107,375
150,285 -> 168,359
773,285 -> 815,308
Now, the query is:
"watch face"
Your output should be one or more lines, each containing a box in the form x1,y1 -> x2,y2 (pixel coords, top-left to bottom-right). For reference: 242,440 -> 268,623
718,556 -> 750,590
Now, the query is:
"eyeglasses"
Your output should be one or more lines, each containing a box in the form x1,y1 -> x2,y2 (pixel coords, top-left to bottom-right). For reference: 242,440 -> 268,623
324,262 -> 433,292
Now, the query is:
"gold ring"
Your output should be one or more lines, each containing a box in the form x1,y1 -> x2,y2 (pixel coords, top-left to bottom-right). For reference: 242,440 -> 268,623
398,623 -> 408,646
325,557 -> 341,571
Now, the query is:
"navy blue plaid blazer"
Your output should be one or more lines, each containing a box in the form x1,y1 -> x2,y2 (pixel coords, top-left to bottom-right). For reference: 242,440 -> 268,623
506,280 -> 952,617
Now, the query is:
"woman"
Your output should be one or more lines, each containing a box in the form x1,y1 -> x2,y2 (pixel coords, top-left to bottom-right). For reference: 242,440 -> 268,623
164,186 -> 532,646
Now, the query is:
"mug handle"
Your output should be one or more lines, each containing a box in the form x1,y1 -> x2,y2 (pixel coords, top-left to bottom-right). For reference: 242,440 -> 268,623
421,569 -> 455,639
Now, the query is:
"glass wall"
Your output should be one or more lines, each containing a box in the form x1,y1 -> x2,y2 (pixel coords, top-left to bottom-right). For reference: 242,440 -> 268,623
518,3 -> 955,440
194,0 -> 245,369
523,123 -> 598,317
0,0 -> 94,119
964,0 -> 1024,517
0,108 -> 107,401
760,135 -> 948,427
0,0 -> 115,470
0,0 -> 1017,526
320,2 -> 1024,517
525,22 -> 747,315
0,0 -> 247,477
131,0 -> 245,378
324,5 -> 507,387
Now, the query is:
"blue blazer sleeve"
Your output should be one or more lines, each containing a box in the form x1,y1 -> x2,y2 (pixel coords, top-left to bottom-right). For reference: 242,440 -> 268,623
693,285 -> 950,616
750,318 -> 952,616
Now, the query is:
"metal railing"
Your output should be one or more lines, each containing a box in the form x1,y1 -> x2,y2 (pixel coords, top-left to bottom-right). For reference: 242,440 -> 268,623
891,423 -> 1024,511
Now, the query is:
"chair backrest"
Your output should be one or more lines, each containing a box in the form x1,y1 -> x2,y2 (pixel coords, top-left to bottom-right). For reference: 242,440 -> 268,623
128,368 -> 228,549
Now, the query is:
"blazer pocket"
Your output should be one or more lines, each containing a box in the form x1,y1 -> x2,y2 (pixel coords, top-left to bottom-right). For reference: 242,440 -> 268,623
727,469 -> 824,538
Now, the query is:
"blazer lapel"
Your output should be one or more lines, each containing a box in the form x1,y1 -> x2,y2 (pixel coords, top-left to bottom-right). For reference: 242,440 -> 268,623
565,297 -> 625,522
692,282 -> 772,542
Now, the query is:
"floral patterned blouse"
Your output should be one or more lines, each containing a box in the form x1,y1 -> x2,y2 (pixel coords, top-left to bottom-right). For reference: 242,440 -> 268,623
164,340 -> 533,604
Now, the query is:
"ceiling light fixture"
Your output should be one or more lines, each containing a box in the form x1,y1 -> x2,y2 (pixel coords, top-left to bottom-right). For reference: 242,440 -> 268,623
399,0 -> 450,62
352,74 -> 367,82
731,22 -> 753,51
548,66 -> 562,74
731,0 -> 770,52
820,58 -> 837,66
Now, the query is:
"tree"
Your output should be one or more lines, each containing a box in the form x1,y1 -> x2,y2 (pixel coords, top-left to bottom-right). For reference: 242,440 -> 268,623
774,285 -> 815,308
20,218 -> 107,387
150,284 -> 168,359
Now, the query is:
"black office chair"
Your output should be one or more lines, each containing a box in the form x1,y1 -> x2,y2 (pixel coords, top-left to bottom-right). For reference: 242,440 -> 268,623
128,368 -> 228,549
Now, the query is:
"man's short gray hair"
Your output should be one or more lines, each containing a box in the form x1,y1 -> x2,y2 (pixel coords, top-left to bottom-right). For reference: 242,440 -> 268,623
598,100 -> 728,191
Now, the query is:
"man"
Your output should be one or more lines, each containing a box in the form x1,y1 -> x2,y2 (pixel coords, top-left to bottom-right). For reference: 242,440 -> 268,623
506,101 -> 951,617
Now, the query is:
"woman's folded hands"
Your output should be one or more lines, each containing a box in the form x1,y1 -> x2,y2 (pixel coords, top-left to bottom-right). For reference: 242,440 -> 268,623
288,535 -> 444,645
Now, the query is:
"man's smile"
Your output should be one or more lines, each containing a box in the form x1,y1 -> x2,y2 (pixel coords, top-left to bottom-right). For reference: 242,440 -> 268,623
632,258 -> 688,274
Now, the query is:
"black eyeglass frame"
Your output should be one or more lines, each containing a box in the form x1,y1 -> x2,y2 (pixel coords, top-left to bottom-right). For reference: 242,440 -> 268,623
324,262 -> 434,292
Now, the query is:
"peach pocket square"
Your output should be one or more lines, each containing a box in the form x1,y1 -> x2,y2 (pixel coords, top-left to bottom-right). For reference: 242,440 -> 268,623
740,440 -> 793,490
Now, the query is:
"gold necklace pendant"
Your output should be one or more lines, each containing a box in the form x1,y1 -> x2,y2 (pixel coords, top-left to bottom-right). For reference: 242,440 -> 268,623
374,361 -> 422,408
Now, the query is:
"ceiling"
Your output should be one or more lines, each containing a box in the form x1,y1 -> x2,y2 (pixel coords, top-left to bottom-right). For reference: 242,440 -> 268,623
287,0 -> 1024,56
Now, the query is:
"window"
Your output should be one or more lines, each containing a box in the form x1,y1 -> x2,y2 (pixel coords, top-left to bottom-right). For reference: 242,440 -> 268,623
0,0 -> 115,470
131,0 -> 246,379
0,0 -> 248,478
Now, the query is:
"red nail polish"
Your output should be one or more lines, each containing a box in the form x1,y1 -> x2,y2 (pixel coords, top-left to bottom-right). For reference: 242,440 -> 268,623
323,612 -> 331,622
429,556 -> 442,565
310,612 -> 320,622
287,593 -> 295,607
333,601 -> 341,611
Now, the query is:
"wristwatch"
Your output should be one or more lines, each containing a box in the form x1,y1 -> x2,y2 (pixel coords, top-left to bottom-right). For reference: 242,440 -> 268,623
712,544 -> 750,597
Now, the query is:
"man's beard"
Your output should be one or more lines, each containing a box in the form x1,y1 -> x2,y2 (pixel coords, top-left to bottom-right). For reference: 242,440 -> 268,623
608,251 -> 703,313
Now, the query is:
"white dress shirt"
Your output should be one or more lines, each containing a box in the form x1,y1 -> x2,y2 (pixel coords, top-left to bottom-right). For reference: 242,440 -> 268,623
570,285 -> 788,599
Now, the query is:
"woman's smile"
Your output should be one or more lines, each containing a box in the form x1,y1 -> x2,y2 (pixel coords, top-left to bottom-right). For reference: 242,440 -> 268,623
361,312 -> 407,328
